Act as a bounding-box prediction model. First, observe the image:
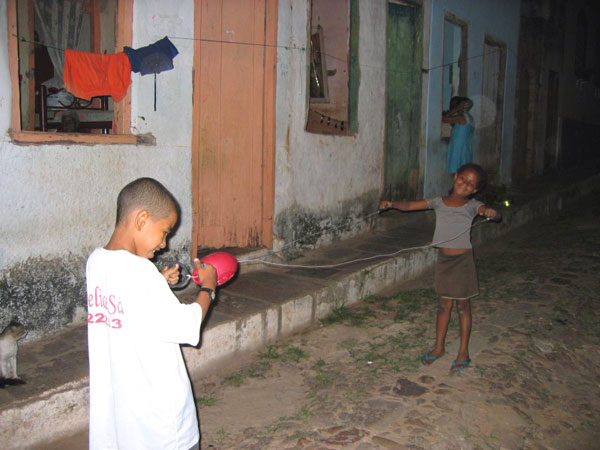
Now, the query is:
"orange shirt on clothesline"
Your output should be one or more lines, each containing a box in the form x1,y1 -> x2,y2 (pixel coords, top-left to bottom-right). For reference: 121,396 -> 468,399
63,49 -> 131,102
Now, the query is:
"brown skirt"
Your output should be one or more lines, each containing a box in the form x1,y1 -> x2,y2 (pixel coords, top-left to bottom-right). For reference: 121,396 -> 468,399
434,250 -> 479,299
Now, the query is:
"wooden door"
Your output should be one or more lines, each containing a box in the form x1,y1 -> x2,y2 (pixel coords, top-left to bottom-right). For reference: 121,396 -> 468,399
512,66 -> 531,184
383,2 -> 422,200
480,38 -> 506,182
544,70 -> 559,172
192,0 -> 277,252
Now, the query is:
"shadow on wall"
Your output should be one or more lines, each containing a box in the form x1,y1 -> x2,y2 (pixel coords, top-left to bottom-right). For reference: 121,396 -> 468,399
560,118 -> 600,169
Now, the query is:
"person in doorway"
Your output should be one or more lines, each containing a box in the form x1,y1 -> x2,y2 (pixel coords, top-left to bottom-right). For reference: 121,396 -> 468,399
379,163 -> 497,372
86,177 -> 217,450
443,96 -> 474,174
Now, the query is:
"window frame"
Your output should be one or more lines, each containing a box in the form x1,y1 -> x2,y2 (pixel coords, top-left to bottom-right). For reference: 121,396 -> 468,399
441,13 -> 469,112
309,25 -> 331,104
7,0 -> 137,145
305,0 -> 359,136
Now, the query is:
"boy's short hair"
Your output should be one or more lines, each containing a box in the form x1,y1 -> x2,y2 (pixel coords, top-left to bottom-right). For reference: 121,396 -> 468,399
457,163 -> 487,191
115,178 -> 179,225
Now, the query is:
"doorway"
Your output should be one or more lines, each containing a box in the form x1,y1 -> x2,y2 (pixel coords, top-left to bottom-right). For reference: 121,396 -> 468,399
544,70 -> 560,172
192,0 -> 277,254
479,36 -> 506,182
383,1 -> 423,200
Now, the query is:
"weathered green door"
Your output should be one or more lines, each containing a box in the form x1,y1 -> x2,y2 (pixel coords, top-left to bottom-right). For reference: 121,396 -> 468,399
384,2 -> 422,200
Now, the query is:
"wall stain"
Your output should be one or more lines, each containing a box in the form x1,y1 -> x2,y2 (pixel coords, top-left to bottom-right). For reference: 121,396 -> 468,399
0,246 -> 190,340
274,190 -> 379,257
285,125 -> 291,156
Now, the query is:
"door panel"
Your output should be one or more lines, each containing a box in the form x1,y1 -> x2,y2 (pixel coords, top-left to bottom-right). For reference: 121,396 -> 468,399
480,39 -> 506,181
193,0 -> 277,251
384,2 -> 422,200
544,70 -> 559,172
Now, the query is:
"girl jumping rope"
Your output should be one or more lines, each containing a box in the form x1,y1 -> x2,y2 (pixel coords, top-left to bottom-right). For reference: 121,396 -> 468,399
379,163 -> 498,372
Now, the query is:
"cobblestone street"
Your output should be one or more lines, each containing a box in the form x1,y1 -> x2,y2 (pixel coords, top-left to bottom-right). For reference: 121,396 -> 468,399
35,192 -> 600,450
195,194 -> 600,450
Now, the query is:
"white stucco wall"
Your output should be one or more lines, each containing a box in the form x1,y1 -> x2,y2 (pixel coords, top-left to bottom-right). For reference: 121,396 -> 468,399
274,0 -> 387,250
425,0 -> 520,194
0,0 -> 195,336
0,0 -> 195,268
274,0 -> 521,249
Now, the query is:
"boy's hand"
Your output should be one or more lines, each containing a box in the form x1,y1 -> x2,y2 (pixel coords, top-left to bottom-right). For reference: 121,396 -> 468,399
194,258 -> 217,290
161,264 -> 180,285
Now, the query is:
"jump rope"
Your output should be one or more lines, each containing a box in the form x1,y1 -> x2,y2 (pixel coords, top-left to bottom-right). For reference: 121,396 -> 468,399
168,210 -> 502,290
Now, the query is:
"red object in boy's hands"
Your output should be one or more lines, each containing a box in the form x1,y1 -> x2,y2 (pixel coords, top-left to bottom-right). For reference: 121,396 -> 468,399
192,252 -> 238,286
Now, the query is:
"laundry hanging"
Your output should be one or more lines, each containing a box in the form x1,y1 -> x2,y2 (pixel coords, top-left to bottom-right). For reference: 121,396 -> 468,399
123,37 -> 179,111
63,50 -> 132,102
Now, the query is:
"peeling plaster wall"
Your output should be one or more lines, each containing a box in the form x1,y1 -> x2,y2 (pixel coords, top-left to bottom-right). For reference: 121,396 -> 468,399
274,0 -> 386,253
425,0 -> 520,195
0,0 -> 195,339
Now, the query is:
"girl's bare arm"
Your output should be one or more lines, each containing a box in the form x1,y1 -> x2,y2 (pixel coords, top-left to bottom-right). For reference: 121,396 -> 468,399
379,199 -> 429,211
441,113 -> 467,125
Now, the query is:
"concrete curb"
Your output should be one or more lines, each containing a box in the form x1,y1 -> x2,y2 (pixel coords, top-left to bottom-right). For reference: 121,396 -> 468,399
3,173 -> 599,449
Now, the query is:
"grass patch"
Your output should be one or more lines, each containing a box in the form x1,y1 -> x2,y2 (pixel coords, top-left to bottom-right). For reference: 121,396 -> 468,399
365,294 -> 395,311
392,288 -> 436,323
195,394 -> 218,407
313,358 -> 326,369
222,344 -> 309,387
281,346 -> 310,363
258,344 -> 310,363
346,330 -> 424,373
221,361 -> 270,386
222,372 -> 246,387
314,367 -> 337,387
307,359 -> 341,393
213,428 -> 230,447
320,304 -> 376,327
259,344 -> 280,361
339,338 -> 359,351
294,404 -> 315,421
288,431 -> 307,441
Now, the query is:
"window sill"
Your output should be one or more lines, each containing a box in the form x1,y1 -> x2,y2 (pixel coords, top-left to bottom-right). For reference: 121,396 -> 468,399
305,108 -> 353,136
10,130 -> 142,146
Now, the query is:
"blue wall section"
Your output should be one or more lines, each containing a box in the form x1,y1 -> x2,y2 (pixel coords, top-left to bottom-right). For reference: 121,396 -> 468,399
424,0 -> 520,196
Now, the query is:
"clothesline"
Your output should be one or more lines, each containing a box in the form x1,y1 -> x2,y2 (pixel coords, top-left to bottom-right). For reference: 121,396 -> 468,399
15,33 -> 511,78
166,35 -> 509,75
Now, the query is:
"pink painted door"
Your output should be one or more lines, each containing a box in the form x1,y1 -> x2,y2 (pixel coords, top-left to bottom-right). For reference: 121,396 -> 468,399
192,0 -> 277,252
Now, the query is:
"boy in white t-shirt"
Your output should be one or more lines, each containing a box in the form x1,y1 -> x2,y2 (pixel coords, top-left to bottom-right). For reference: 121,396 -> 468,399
86,177 -> 217,450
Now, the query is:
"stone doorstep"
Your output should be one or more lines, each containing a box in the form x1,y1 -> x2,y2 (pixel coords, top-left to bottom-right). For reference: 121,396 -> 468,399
2,172 -> 599,449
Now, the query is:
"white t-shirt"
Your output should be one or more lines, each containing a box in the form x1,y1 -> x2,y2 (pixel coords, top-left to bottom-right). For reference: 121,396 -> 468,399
86,248 -> 204,450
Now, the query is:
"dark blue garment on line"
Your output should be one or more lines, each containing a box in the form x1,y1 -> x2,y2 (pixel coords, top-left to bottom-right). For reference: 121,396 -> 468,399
123,36 -> 179,75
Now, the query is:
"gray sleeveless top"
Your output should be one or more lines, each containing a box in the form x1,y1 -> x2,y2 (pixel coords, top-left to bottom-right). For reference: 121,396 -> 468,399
426,197 -> 483,249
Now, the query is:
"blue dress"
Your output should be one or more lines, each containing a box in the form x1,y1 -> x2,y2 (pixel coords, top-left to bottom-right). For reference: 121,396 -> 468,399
446,113 -> 474,173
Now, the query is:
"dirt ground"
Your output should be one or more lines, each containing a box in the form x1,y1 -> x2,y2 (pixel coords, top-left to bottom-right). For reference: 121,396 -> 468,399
36,194 -> 600,450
